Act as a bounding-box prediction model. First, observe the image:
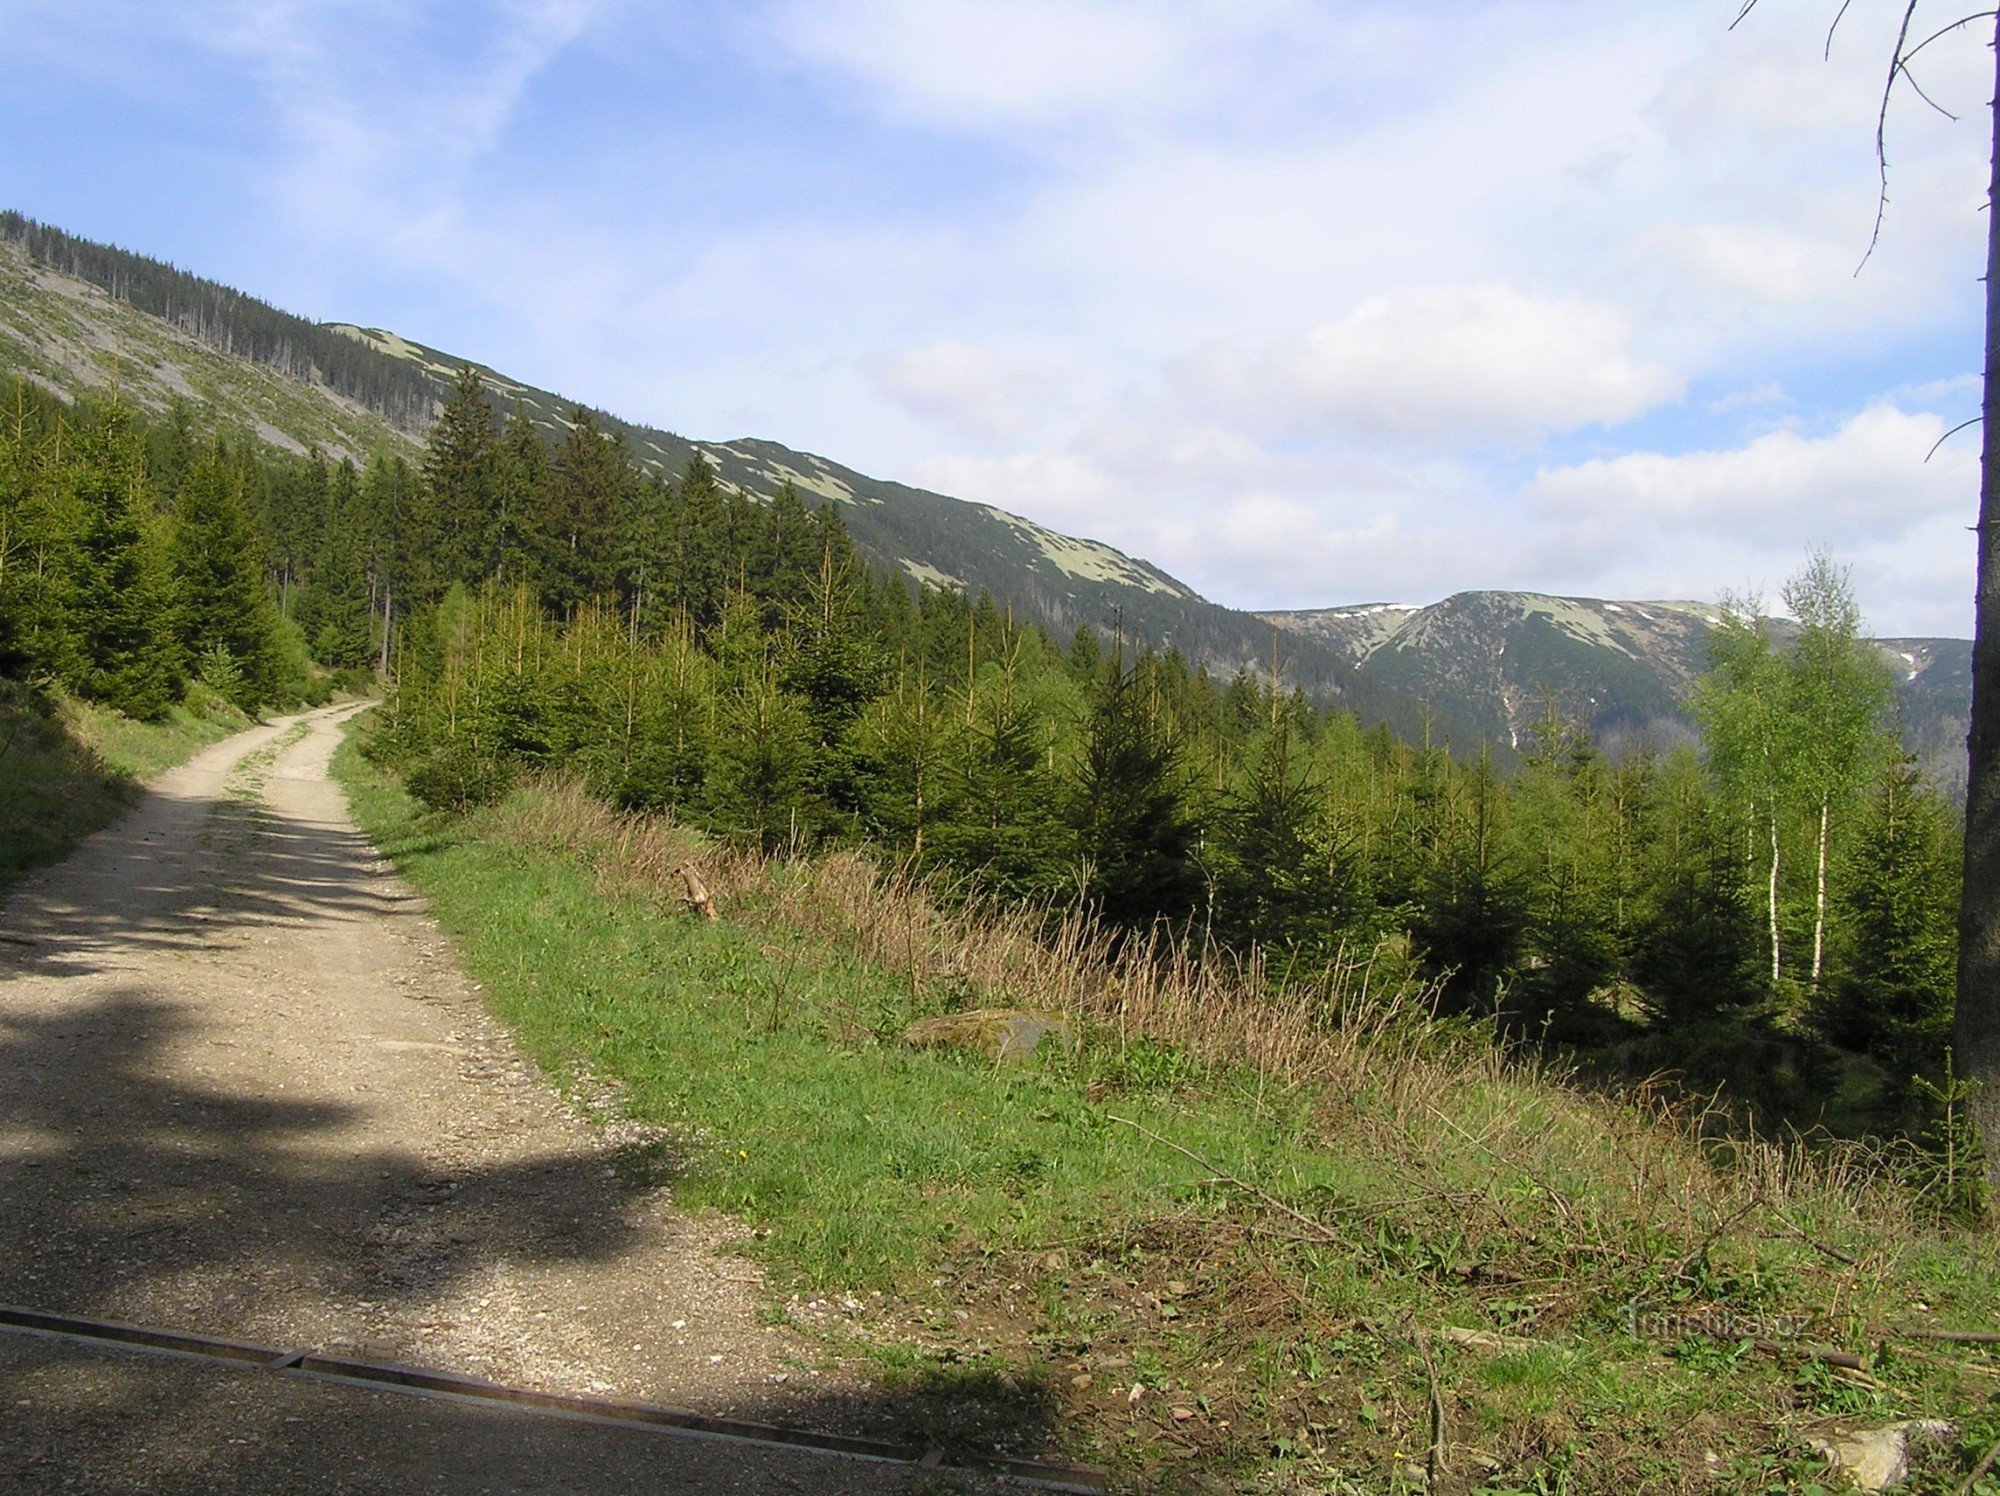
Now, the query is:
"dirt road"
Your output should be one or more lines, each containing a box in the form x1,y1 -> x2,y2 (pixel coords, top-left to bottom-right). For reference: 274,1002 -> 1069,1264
0,705 -> 1000,1491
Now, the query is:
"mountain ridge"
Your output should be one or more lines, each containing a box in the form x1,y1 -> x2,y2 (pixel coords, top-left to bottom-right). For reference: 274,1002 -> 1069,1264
1264,590 -> 1969,790
0,214 -> 1449,737
0,212 -> 1968,770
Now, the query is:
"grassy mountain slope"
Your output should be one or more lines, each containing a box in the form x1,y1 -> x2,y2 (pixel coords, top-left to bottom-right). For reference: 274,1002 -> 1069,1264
331,319 -> 1435,727
0,237 -> 413,465
1267,592 -> 1970,785
335,742 -> 2000,1492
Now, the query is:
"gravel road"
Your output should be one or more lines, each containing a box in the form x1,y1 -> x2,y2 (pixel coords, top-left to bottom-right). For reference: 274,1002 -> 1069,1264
0,705 -> 1006,1492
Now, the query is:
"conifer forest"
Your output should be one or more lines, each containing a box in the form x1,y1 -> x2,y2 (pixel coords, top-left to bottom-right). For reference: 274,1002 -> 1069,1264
1,366 -> 1964,1169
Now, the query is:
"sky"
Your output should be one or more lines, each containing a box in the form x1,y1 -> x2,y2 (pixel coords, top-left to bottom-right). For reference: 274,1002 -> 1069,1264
1,0 -> 1992,636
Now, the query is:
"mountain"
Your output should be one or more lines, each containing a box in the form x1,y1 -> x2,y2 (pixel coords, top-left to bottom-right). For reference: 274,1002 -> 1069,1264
0,214 -> 1439,737
1263,591 -> 1970,790
0,213 -> 1968,772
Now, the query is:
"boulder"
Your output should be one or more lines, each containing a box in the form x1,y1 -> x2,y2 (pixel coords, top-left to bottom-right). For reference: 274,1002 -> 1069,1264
902,1008 -> 1074,1062
1807,1420 -> 1955,1492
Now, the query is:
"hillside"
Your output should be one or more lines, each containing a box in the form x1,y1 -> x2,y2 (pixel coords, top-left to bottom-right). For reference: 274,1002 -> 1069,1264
1266,591 -> 1970,786
0,216 -> 1439,738
2,213 -> 1968,765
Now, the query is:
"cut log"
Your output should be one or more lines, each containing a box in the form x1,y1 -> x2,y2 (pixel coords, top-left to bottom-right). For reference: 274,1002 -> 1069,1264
677,864 -> 718,921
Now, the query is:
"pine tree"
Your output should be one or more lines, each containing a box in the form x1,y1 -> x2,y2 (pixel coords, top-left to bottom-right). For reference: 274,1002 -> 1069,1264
170,445 -> 283,707
1508,709 -> 1621,1036
492,405 -> 548,590
929,639 -> 1072,898
302,461 -> 374,669
708,668 -> 817,854
1416,747 -> 1524,1013
0,384 -> 82,682
66,408 -> 182,716
536,407 -> 625,614
1827,761 -> 1960,1117
1214,720 -> 1354,955
422,365 -> 501,587
1632,751 -> 1763,1027
1071,656 -> 1204,931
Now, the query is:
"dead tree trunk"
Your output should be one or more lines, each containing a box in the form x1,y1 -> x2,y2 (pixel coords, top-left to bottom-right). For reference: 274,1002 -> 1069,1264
1957,13 -> 2000,1206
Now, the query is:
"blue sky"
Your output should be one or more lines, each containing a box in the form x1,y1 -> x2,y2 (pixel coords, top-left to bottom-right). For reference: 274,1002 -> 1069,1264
1,0 -> 1990,635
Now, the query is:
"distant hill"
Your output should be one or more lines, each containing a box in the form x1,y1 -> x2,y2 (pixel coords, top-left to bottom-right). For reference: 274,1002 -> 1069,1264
1263,592 -> 1969,791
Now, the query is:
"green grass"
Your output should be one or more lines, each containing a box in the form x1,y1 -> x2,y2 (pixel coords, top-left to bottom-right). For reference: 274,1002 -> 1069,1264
0,683 -> 248,892
334,724 -> 2000,1493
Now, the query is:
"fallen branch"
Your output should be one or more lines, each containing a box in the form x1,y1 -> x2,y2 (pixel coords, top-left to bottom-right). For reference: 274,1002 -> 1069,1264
1743,1334 -> 1865,1372
1959,1433 -> 2000,1495
1422,1103 -> 1584,1233
1105,1114 -> 1343,1248
1412,1323 -> 1448,1486
1440,1326 -> 1541,1355
676,864 -> 718,921
1894,1328 -> 2000,1346
1665,1190 -> 1765,1289
1769,1212 -> 1862,1269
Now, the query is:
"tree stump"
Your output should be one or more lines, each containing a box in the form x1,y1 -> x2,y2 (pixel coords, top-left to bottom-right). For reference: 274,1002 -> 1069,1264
677,864 -> 718,921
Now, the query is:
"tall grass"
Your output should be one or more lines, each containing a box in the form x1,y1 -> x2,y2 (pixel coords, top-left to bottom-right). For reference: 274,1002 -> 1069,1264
487,776 -> 1931,1276
357,764 -> 2000,1490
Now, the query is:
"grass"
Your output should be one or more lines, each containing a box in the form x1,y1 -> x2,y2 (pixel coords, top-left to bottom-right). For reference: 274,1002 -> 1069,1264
0,681 -> 248,892
335,727 -> 2000,1493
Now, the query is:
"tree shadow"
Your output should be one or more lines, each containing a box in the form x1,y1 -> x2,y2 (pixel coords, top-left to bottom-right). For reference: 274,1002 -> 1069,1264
0,988 -> 1066,1485
0,711 -> 1069,1484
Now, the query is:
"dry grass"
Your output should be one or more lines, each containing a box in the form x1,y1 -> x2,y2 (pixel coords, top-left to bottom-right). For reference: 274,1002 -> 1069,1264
379,771 -> 2000,1491
484,777 -> 1933,1291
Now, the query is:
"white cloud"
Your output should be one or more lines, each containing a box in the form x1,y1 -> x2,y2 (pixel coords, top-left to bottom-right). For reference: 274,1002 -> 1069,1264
869,340 -> 1057,441
191,1 -> 601,246
17,0 -> 1990,636
1651,222 -> 1856,306
765,0 -> 1192,129
1179,285 -> 1681,445
1707,381 -> 1789,414
1528,405 -> 1975,549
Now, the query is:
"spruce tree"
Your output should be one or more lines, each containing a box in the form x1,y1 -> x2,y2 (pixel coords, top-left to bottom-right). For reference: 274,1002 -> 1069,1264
1827,761 -> 1960,1117
708,669 -> 817,854
1070,656 -> 1204,931
929,644 -> 1071,898
170,446 -> 283,707
302,462 -> 374,669
67,408 -> 182,717
1634,753 -> 1763,1027
537,407 -> 626,614
422,365 -> 501,587
492,405 -> 548,590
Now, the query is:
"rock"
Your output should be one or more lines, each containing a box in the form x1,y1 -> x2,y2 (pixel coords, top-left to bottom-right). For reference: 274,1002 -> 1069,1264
1807,1420 -> 1955,1491
902,1008 -> 1074,1061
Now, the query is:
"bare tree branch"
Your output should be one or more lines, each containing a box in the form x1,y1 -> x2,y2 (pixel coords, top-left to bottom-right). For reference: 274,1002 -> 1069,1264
1928,414 -> 1985,461
1904,10 -> 2000,69
1858,1 -> 1928,275
1898,59 -> 1962,121
1826,0 -> 1857,60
